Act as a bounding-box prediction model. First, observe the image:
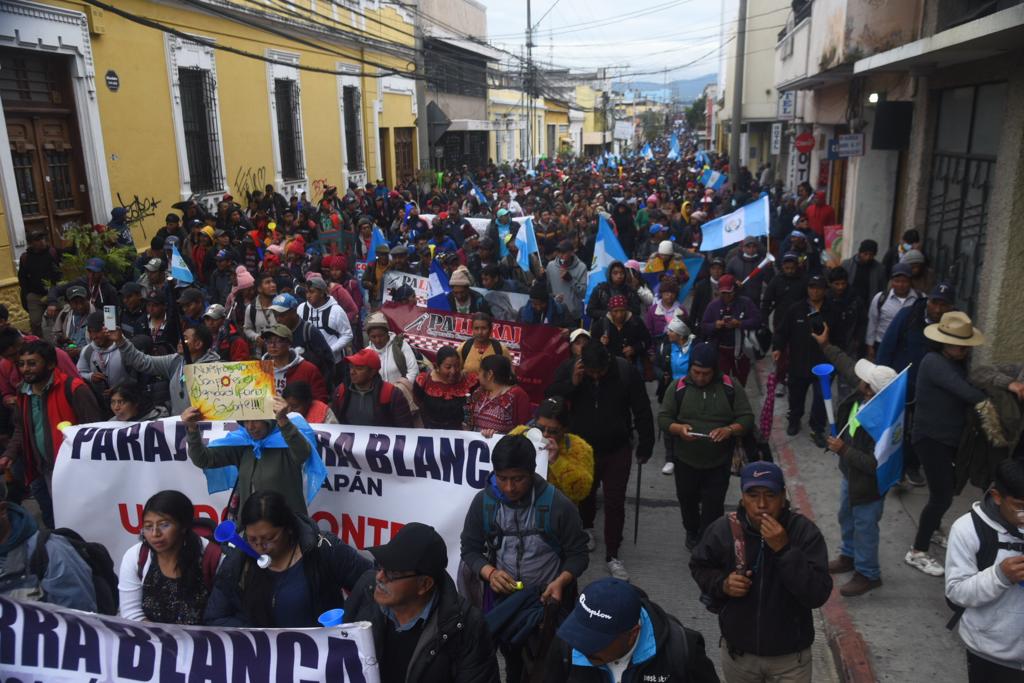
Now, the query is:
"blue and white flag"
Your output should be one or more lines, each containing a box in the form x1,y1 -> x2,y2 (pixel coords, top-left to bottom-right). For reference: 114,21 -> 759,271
585,215 -> 628,306
699,196 -> 770,252
365,226 -> 389,264
170,245 -> 194,284
515,216 -> 540,273
695,149 -> 710,168
667,134 -> 680,160
641,143 -> 654,160
472,183 -> 489,206
426,259 -> 451,310
853,367 -> 909,495
699,167 -> 727,192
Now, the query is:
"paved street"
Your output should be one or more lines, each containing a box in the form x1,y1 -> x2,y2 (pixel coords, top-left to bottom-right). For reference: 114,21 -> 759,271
579,361 -> 980,682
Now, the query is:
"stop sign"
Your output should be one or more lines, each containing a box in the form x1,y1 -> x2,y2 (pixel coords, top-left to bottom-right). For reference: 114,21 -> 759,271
795,131 -> 815,154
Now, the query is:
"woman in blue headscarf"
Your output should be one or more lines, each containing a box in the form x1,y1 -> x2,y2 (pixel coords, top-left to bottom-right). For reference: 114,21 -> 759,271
182,395 -> 324,516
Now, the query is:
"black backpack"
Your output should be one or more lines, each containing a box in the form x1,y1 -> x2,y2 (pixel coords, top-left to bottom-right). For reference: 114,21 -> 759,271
946,508 -> 1024,629
30,528 -> 119,615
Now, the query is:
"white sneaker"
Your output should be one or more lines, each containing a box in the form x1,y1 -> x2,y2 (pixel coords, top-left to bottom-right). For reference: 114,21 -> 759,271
931,530 -> 948,549
661,462 -> 675,475
584,528 -> 596,552
905,549 -> 944,576
607,558 -> 630,581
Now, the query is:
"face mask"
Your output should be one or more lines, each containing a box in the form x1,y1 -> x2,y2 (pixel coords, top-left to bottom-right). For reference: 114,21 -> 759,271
901,242 -> 913,252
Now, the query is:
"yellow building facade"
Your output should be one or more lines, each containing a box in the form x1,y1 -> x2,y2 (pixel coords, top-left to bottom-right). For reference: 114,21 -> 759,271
0,0 -> 418,322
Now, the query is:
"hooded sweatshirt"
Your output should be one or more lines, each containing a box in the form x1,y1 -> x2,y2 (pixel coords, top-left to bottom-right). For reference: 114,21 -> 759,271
946,497 -> 1024,670
263,350 -> 328,403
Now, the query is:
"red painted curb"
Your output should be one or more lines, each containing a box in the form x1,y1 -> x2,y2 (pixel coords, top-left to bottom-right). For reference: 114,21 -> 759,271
763,366 -> 878,683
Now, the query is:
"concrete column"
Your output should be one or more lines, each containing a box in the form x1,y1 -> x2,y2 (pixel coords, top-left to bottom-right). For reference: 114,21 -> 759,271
841,113 -> 900,260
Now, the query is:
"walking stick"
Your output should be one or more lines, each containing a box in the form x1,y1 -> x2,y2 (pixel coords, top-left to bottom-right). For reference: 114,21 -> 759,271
633,462 -> 643,545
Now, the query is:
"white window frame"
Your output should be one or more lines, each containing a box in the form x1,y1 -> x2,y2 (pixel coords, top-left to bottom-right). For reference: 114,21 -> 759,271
337,64 -> 366,187
266,50 -> 307,197
165,33 -> 228,207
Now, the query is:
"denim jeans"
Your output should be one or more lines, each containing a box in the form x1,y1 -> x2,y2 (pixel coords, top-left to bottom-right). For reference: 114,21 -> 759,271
837,476 -> 884,580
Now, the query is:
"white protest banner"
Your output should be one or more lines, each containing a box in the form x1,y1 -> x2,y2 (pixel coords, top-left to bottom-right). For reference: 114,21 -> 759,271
381,270 -> 433,307
381,270 -> 529,322
52,420 -> 546,578
420,214 -> 491,235
0,596 -> 379,683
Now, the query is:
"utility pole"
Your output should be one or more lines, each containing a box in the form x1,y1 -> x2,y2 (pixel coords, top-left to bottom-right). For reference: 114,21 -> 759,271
728,0 -> 747,177
414,0 -> 431,173
525,0 -> 534,169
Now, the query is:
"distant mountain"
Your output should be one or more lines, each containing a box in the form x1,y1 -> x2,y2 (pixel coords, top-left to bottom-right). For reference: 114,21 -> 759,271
613,73 -> 716,103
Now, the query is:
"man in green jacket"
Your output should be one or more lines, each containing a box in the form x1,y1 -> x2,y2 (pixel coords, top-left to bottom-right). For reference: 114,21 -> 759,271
658,342 -> 754,550
814,324 -> 896,597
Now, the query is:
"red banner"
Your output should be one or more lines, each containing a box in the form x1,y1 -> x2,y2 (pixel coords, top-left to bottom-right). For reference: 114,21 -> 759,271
380,303 -> 569,404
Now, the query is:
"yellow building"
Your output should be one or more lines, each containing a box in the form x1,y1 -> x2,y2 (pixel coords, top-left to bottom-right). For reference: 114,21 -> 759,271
0,0 -> 418,321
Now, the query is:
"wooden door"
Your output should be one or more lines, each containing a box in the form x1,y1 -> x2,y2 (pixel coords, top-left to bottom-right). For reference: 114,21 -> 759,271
395,127 -> 415,184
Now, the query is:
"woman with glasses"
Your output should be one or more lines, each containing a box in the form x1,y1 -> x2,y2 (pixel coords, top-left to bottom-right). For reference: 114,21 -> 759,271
529,397 -> 594,505
117,490 -> 220,624
465,354 -> 531,438
203,490 -> 371,627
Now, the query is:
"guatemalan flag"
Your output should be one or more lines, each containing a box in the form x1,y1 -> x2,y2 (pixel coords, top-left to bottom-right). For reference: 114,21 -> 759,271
170,245 -> 194,284
699,167 -> 727,192
515,216 -> 540,273
426,259 -> 451,310
641,143 -> 654,160
853,367 -> 909,495
695,149 -> 710,168
699,195 -> 770,252
365,226 -> 389,264
667,134 -> 680,160
472,183 -> 490,206
585,214 -> 628,306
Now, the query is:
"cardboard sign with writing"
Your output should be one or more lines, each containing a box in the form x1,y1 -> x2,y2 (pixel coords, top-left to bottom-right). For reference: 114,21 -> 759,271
184,360 -> 276,420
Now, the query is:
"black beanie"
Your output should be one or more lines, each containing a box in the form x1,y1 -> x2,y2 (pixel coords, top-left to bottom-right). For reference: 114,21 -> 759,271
691,342 -> 718,369
491,434 -> 537,473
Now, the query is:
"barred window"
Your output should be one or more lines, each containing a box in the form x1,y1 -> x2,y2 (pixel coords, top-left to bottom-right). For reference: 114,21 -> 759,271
178,67 -> 224,193
343,85 -> 364,172
274,78 -> 304,180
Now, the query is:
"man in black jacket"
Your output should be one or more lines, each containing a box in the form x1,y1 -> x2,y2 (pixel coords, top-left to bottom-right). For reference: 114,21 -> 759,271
546,341 -> 654,582
760,253 -> 807,396
542,578 -> 720,682
690,462 -> 832,682
344,523 -> 499,683
771,275 -> 841,447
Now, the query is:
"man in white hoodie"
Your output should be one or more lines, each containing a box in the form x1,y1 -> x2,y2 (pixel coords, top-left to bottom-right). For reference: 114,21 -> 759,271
945,458 -> 1024,682
364,312 -> 418,385
296,277 -> 352,363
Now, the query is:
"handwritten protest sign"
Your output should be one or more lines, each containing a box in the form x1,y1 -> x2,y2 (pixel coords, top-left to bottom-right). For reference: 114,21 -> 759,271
184,361 -> 276,420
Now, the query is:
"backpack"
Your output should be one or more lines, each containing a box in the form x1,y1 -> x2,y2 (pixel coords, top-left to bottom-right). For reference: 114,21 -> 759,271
673,374 -> 773,464
390,334 -> 432,378
30,528 -> 119,615
460,338 -> 503,362
136,517 -> 222,590
945,508 -> 1024,629
482,483 -> 562,561
301,303 -> 341,338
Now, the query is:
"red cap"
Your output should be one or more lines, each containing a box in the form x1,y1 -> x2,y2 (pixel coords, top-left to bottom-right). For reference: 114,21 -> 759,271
718,274 -> 736,292
608,295 -> 629,310
345,347 -> 381,370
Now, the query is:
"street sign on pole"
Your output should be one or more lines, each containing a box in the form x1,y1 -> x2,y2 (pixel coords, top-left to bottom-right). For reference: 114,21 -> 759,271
837,133 -> 865,157
795,131 -> 815,154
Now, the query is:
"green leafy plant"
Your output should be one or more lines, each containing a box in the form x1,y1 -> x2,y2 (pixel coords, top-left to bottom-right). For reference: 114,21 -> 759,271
56,222 -> 137,284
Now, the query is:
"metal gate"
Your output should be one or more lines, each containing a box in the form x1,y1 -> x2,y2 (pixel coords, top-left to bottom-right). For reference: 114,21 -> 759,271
924,153 -> 994,317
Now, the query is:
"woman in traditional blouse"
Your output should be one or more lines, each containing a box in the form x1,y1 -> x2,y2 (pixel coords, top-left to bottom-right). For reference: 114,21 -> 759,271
413,345 -> 477,430
465,354 -> 532,437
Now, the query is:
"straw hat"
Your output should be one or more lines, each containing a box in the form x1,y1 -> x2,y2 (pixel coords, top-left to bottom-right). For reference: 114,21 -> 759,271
924,311 -> 985,347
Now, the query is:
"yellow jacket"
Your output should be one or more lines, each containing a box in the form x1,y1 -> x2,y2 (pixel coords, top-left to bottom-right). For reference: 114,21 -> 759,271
546,434 -> 595,505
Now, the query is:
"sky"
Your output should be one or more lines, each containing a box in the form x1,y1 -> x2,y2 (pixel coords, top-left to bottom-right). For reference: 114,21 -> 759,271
478,0 -> 734,82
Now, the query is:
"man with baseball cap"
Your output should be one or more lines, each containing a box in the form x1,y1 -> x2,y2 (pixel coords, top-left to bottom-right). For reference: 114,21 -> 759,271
865,262 -> 921,360
268,293 -> 335,385
203,303 -> 248,362
344,523 -> 499,683
877,281 -> 956,487
542,577 -> 718,682
260,323 -> 327,402
700,273 -> 761,386
771,274 -> 841,447
332,347 -> 412,428
659,342 -> 754,551
691,461 -> 831,682
811,322 -> 897,596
